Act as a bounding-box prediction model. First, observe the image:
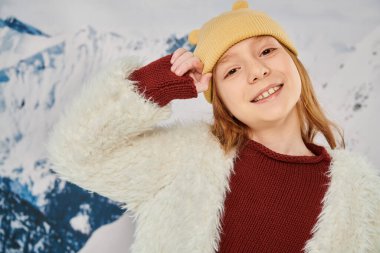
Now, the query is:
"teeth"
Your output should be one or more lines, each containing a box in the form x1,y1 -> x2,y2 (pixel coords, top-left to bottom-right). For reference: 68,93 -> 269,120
253,84 -> 282,102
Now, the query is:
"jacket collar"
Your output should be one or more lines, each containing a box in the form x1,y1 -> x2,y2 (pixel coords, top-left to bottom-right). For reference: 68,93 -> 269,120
302,147 -> 379,252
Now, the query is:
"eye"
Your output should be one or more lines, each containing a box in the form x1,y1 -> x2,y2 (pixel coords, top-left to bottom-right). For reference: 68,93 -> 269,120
261,48 -> 276,56
224,68 -> 239,78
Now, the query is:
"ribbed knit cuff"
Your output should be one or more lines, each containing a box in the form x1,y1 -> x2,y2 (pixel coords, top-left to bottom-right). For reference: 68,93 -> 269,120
128,54 -> 198,107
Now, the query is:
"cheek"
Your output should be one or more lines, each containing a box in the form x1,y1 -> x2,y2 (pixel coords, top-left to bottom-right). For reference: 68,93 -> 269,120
216,83 -> 244,114
281,56 -> 302,91
290,66 -> 302,95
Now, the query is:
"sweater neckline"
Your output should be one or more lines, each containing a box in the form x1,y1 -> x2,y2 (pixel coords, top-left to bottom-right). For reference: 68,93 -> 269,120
241,138 -> 331,164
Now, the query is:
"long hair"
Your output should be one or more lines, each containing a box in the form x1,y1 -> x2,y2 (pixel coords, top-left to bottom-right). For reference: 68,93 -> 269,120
210,44 -> 346,154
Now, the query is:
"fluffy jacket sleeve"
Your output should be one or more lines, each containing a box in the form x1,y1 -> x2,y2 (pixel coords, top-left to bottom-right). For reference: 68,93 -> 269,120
374,166 -> 380,251
358,155 -> 380,252
45,54 -> 198,213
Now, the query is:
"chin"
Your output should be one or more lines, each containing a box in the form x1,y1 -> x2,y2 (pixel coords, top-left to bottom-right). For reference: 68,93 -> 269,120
248,109 -> 291,126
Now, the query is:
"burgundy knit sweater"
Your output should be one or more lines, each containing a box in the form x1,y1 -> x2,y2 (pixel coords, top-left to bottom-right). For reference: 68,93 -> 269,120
128,54 -> 332,253
217,140 -> 331,253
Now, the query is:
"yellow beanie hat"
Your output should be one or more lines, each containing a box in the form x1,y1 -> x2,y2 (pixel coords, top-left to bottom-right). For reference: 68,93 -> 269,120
188,0 -> 298,103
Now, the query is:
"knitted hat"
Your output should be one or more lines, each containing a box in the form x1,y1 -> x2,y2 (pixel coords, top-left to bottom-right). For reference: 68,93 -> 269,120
188,0 -> 298,103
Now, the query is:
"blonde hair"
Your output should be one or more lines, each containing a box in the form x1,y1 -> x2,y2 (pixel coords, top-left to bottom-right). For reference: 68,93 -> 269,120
210,43 -> 346,154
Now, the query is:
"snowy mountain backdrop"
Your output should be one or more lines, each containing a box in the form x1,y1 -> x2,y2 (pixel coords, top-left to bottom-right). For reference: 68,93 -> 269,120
0,0 -> 379,252
0,16 -> 194,252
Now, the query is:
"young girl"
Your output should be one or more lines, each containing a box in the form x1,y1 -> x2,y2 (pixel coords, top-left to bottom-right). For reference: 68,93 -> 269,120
46,1 -> 380,252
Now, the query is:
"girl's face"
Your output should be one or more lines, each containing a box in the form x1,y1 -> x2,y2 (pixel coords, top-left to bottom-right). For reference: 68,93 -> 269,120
213,35 -> 302,131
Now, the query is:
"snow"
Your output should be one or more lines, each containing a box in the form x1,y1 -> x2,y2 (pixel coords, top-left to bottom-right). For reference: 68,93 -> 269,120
320,25 -> 380,165
0,0 -> 379,252
70,214 -> 91,235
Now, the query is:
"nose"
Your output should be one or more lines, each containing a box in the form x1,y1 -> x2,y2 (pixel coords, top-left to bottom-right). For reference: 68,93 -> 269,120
248,60 -> 270,84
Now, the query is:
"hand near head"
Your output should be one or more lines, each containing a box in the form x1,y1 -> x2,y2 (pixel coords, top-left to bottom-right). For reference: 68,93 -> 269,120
170,48 -> 212,93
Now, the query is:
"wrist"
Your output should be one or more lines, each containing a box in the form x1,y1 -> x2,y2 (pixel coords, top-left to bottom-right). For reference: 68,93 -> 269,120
129,54 -> 198,106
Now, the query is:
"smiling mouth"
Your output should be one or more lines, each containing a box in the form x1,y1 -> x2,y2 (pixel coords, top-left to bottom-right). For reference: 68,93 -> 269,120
251,84 -> 284,103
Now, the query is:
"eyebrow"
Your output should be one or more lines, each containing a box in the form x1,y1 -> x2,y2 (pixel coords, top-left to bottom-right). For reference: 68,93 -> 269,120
218,52 -> 237,65
217,36 -> 270,65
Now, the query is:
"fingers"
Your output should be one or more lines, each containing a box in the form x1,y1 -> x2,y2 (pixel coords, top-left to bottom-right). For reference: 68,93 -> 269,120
176,59 -> 204,76
170,48 -> 187,64
192,59 -> 204,73
170,47 -> 211,94
194,73 -> 212,93
170,48 -> 204,76
170,51 -> 193,74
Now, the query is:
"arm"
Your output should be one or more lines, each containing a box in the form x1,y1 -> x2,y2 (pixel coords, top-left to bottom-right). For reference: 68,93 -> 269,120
45,54 -> 197,213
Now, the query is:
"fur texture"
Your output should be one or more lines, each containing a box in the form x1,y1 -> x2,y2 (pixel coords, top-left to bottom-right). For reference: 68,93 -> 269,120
46,56 -> 380,253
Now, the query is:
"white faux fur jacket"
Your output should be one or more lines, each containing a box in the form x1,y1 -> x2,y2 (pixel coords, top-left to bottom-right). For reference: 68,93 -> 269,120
46,56 -> 380,253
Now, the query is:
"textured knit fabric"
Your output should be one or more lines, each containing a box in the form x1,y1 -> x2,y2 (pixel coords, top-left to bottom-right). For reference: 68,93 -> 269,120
217,140 -> 332,253
128,54 -> 197,107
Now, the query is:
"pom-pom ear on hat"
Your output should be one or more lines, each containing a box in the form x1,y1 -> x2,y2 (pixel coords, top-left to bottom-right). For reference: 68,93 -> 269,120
232,0 -> 249,10
188,29 -> 199,45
